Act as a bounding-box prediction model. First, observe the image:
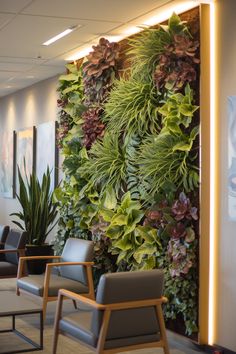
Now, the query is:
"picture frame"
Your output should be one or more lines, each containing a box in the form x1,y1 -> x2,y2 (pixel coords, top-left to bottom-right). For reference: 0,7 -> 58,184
0,130 -> 16,198
16,126 -> 36,195
36,121 -> 58,189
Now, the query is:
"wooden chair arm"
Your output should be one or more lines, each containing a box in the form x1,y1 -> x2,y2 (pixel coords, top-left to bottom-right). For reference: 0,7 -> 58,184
59,289 -> 167,311
104,296 -> 168,310
17,255 -> 61,279
0,248 -> 25,254
59,289 -> 105,309
46,261 -> 94,268
19,255 -> 61,261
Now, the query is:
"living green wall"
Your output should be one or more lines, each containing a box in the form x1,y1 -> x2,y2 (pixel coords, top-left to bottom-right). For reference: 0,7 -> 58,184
54,11 -> 200,336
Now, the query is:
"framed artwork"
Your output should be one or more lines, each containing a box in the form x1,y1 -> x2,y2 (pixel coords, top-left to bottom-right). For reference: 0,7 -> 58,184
36,121 -> 58,189
0,131 -> 16,198
16,126 -> 36,193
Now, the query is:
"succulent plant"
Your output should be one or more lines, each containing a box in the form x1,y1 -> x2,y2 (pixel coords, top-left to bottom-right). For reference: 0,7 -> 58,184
167,239 -> 193,277
169,222 -> 186,239
83,38 -> 120,78
83,38 -> 120,105
171,192 -> 198,221
81,108 -> 105,149
154,34 -> 199,91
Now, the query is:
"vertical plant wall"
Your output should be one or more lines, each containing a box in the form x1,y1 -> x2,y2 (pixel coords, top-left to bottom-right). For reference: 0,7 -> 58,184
54,10 -> 200,336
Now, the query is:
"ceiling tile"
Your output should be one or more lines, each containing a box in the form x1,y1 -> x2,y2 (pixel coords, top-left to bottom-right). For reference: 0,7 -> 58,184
22,0 -> 170,22
0,71 -> 20,80
0,15 -> 121,59
0,0 -> 34,14
0,13 -> 15,28
0,61 -> 34,72
0,56 -> 47,64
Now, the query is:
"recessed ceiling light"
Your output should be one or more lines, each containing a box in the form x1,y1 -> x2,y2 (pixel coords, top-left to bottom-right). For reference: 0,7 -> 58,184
26,75 -> 35,79
43,25 -> 79,46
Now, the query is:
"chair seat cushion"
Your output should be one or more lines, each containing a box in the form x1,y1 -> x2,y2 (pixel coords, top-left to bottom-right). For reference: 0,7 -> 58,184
0,262 -> 18,276
59,311 -> 160,349
17,274 -> 89,297
60,310 -> 97,347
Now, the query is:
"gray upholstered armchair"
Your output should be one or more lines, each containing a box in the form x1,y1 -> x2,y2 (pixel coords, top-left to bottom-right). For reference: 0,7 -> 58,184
0,229 -> 26,278
0,225 -> 10,248
0,224 -> 10,261
53,269 -> 169,354
17,238 -> 95,319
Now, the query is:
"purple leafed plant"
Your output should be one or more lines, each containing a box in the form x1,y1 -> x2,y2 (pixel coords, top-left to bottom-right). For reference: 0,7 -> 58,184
154,34 -> 199,91
82,108 -> 105,149
83,38 -> 120,105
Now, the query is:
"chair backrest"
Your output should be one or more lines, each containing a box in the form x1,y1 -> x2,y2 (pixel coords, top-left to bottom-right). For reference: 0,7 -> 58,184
0,225 -> 10,244
60,238 -> 94,285
4,229 -> 27,265
91,270 -> 164,342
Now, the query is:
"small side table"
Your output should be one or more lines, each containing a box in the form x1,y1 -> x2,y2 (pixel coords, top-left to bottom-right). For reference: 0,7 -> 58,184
0,291 -> 43,353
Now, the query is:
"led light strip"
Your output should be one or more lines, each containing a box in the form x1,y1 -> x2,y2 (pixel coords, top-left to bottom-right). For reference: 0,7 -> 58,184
209,0 -> 216,345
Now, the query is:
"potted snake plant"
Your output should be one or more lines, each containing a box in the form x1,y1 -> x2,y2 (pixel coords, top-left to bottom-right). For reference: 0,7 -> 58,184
11,166 -> 58,274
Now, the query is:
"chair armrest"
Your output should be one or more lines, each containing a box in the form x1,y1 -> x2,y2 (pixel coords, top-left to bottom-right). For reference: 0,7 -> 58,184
104,296 -> 168,310
17,255 -> 61,279
59,289 -> 167,310
0,248 -> 25,254
46,261 -> 94,268
59,289 -> 105,309
19,255 -> 61,261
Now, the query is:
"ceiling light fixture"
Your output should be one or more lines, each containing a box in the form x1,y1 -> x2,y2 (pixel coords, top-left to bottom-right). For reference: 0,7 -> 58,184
43,25 -> 78,46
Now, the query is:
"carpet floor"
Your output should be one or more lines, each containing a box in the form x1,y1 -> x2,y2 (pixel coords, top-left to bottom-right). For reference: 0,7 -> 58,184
0,279 -> 204,354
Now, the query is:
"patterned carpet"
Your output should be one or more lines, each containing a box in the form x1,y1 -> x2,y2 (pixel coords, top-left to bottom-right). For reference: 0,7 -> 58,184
0,278 -> 204,354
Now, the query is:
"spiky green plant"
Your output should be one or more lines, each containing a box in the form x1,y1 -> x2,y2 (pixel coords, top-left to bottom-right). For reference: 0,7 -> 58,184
11,167 -> 58,245
138,129 -> 199,197
104,77 -> 161,136
128,13 -> 191,80
79,133 -> 126,195
128,28 -> 170,81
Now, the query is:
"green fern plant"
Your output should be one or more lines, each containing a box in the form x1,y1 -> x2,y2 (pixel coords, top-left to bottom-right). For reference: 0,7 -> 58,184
104,77 -> 161,136
78,133 -> 126,195
138,128 -> 199,197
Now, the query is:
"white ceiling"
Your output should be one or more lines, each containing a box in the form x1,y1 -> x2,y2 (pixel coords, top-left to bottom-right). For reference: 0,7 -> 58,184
0,0 -> 179,97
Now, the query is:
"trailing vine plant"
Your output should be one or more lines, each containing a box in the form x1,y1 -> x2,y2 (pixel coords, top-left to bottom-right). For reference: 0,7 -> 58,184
54,12 -> 200,336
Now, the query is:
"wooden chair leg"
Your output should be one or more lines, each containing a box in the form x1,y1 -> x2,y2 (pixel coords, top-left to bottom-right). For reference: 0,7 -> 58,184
72,300 -> 77,309
42,297 -> 48,321
96,309 -> 111,354
53,293 -> 64,354
156,304 -> 170,354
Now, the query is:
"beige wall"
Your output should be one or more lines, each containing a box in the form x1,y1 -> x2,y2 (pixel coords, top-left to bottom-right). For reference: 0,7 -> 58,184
215,0 -> 236,351
0,76 -> 59,241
